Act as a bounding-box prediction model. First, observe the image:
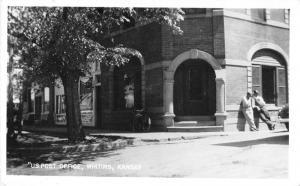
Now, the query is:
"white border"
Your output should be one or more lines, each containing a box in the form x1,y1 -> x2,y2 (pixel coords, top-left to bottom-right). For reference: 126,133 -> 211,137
1,1 -> 300,186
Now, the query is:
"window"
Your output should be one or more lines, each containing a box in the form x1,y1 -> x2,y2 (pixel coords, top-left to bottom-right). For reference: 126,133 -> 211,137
79,77 -> 93,111
270,9 -> 285,22
252,50 -> 288,106
277,67 -> 287,105
227,9 -> 247,14
56,95 -> 66,114
114,58 -> 142,110
43,87 -> 50,112
250,9 -> 266,21
182,8 -> 206,15
27,88 -> 33,112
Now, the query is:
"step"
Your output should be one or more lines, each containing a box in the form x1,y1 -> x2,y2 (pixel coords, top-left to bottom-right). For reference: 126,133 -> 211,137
167,126 -> 224,132
175,116 -> 215,121
174,120 -> 215,126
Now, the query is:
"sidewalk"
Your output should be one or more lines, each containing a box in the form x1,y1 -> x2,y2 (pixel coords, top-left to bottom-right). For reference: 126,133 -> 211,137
22,124 -> 287,143
7,125 -> 288,155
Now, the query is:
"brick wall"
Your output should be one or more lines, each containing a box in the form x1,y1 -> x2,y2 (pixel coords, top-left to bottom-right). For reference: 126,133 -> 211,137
222,15 -> 289,131
212,14 -> 225,58
224,16 -> 289,60
145,68 -> 163,107
162,16 -> 215,60
105,22 -> 163,64
226,66 -> 248,105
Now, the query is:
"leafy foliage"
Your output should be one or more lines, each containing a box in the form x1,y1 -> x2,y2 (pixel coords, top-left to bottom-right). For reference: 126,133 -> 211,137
8,7 -> 184,82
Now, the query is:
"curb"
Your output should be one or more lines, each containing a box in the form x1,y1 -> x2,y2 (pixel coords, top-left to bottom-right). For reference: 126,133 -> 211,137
13,129 -> 287,154
135,133 -> 229,143
8,133 -> 225,154
8,138 -> 135,153
61,139 -> 132,153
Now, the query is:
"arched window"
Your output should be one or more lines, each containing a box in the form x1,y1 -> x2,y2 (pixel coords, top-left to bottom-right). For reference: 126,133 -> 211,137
252,49 -> 288,106
113,57 -> 142,110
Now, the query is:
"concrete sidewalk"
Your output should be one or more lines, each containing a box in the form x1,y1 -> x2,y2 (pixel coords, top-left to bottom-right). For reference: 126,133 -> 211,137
22,125 -> 288,143
12,125 -> 288,154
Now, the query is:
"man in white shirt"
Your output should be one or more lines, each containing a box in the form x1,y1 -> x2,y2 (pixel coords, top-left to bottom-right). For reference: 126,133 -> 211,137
252,90 -> 275,130
241,92 -> 258,131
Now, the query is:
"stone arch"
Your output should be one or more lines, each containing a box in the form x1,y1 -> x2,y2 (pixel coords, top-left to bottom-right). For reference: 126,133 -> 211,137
169,49 -> 221,73
247,42 -> 289,64
163,49 -> 226,127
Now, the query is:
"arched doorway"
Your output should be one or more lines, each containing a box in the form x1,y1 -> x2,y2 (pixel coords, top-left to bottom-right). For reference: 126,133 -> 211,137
174,59 -> 216,116
163,49 -> 226,127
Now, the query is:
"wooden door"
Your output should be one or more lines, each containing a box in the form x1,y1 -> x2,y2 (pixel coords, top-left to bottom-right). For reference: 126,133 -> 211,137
174,60 -> 216,116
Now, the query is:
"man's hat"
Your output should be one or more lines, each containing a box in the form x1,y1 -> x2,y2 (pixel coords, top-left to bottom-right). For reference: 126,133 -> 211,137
253,90 -> 259,94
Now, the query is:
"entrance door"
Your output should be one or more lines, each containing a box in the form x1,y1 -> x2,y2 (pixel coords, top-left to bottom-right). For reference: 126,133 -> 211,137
174,59 -> 216,116
35,96 -> 42,120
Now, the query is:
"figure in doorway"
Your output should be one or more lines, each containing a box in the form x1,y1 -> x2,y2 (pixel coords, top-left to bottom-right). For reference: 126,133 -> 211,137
241,92 -> 258,131
252,90 -> 275,130
124,74 -> 135,109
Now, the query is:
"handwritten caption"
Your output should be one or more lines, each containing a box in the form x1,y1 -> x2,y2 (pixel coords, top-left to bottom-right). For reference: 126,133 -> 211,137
27,162 -> 142,171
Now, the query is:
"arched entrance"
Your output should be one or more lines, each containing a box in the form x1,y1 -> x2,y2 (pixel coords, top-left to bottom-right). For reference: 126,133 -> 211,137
163,49 -> 226,127
92,53 -> 145,129
174,59 -> 216,116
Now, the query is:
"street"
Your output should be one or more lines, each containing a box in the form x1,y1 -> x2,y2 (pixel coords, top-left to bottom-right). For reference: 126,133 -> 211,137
7,131 -> 288,178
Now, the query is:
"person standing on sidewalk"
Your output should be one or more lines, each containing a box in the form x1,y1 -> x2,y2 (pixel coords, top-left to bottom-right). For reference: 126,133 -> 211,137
252,90 -> 275,130
241,92 -> 258,131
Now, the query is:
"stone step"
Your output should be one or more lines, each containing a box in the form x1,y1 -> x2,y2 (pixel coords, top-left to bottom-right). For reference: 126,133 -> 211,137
167,126 -> 224,132
175,115 -> 215,121
174,120 -> 215,126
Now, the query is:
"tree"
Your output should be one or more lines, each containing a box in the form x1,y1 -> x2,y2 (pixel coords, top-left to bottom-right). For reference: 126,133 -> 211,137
8,7 -> 184,142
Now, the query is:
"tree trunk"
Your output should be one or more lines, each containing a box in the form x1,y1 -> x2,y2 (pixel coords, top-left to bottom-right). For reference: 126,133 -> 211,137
47,83 -> 55,125
7,73 -> 15,137
61,75 -> 85,142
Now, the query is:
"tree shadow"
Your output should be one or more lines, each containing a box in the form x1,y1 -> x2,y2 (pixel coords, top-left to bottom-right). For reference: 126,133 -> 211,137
7,147 -> 121,168
213,134 -> 289,147
7,133 -> 124,169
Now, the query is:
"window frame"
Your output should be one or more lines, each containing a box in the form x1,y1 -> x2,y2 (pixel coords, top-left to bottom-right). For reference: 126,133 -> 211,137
56,95 -> 66,114
252,64 -> 287,106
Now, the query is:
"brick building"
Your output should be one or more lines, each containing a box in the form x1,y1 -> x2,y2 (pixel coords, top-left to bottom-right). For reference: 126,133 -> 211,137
22,8 -> 289,132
